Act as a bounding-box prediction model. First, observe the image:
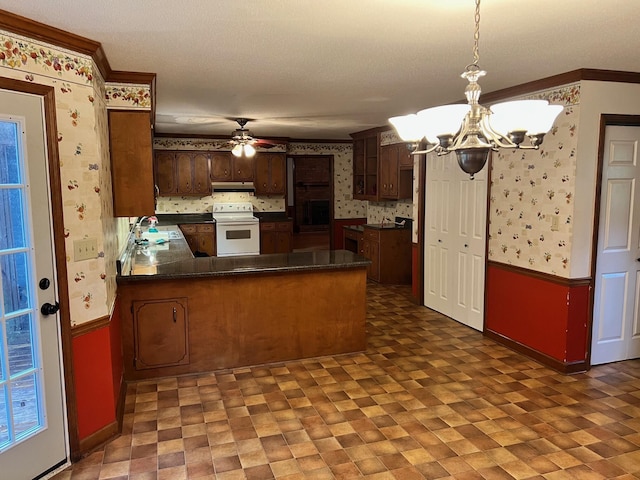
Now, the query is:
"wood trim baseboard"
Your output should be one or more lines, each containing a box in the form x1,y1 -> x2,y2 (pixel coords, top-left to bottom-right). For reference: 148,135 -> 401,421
484,329 -> 589,374
77,421 -> 119,459
70,315 -> 110,338
488,260 -> 591,288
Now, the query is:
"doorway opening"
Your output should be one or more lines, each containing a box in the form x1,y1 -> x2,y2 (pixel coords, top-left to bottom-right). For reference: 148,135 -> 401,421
287,155 -> 333,251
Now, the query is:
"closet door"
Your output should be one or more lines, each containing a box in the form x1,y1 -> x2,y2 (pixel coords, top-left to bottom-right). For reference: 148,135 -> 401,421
424,153 -> 487,331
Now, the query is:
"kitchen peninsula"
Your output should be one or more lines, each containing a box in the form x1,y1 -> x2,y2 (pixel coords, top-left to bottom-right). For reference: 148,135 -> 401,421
117,226 -> 369,380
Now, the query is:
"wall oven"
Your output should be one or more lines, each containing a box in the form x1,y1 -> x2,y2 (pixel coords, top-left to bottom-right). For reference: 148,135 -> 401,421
212,202 -> 260,257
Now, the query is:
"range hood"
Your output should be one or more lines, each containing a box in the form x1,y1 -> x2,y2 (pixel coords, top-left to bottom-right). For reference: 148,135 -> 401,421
211,182 -> 255,193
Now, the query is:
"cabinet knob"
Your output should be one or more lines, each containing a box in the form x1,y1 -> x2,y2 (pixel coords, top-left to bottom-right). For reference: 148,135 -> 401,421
173,307 -> 177,322
263,183 -> 267,187
389,184 -> 393,188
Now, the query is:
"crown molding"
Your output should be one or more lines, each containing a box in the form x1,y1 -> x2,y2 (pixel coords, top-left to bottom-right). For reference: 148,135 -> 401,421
0,9 -> 155,86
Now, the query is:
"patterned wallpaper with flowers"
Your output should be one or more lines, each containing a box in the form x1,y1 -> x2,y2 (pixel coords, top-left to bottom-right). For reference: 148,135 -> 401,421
488,84 -> 580,277
0,30 -> 119,325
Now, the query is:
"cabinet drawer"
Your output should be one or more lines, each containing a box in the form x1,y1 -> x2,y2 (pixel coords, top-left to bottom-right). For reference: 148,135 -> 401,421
260,222 -> 276,231
363,228 -> 380,242
196,224 -> 214,233
276,221 -> 292,232
344,228 -> 360,241
179,224 -> 197,234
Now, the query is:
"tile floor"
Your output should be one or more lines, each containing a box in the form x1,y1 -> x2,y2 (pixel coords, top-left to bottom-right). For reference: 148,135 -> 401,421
53,283 -> 640,479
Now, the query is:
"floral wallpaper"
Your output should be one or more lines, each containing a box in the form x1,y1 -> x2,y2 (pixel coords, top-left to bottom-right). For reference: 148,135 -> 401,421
105,83 -> 152,109
0,30 -> 132,326
488,84 -> 580,276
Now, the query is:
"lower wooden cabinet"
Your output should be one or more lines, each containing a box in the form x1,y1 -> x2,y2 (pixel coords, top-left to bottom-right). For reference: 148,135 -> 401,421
179,223 -> 215,256
260,220 -> 293,254
361,227 -> 411,284
132,298 -> 189,370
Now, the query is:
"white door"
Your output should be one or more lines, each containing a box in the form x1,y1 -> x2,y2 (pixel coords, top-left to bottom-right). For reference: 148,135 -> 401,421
0,90 -> 68,478
424,153 -> 487,331
591,125 -> 640,365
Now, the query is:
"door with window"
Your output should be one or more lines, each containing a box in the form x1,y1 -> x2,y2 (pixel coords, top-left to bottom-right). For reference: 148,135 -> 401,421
592,124 -> 640,365
0,90 -> 67,478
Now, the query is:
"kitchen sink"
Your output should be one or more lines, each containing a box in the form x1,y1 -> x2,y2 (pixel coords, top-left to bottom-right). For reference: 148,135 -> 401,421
140,230 -> 181,241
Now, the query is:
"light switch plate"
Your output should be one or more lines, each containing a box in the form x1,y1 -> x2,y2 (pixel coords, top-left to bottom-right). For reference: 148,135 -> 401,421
74,237 -> 98,261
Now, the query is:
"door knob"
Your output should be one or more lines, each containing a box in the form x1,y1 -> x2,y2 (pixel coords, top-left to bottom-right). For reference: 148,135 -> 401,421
41,302 -> 60,316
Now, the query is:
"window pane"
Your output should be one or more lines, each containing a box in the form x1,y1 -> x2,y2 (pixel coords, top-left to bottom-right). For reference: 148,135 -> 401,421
0,121 -> 20,184
0,385 -> 9,446
12,373 -> 40,437
1,253 -> 30,314
7,315 -> 34,376
0,188 -> 26,250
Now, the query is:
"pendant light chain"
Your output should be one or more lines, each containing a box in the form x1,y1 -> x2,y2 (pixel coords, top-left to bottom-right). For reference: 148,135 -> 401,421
472,0 -> 481,67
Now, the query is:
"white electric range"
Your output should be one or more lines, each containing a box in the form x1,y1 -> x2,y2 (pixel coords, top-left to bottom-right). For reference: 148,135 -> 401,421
212,202 -> 260,257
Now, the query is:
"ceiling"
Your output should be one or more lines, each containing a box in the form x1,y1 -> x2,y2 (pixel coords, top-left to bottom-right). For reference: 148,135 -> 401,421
2,0 -> 639,140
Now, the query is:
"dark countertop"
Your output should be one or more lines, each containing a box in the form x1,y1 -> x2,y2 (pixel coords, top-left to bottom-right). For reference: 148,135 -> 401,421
118,250 -> 370,283
117,223 -> 369,282
253,212 -> 292,222
154,213 -> 213,225
344,223 -> 410,231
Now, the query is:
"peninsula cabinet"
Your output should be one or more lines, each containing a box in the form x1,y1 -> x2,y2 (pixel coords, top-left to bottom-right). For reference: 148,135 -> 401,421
109,110 -> 155,216
351,130 -> 380,201
179,223 -> 215,256
260,219 -> 293,254
132,298 -> 189,370
379,143 -> 413,200
154,150 -> 211,196
255,153 -> 286,196
210,151 -> 254,182
361,226 -> 411,284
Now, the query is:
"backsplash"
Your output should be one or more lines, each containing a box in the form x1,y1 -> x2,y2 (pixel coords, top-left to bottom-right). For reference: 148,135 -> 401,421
155,192 -> 284,213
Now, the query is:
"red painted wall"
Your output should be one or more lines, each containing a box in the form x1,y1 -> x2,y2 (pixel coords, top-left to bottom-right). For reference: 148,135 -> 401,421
71,306 -> 124,441
333,218 -> 366,250
72,326 -> 116,439
486,264 -> 589,364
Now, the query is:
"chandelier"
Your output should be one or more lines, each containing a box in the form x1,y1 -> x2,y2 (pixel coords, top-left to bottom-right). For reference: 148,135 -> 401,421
389,0 -> 563,179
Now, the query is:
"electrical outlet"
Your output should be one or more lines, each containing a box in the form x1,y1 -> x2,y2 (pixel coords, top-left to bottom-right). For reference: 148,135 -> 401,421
551,215 -> 560,231
74,237 -> 98,261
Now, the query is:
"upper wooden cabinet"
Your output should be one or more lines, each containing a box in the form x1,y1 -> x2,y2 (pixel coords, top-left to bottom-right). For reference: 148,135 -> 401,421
379,143 -> 413,200
351,131 -> 380,201
108,110 -> 155,216
210,152 -> 254,182
154,151 -> 211,197
255,153 -> 286,196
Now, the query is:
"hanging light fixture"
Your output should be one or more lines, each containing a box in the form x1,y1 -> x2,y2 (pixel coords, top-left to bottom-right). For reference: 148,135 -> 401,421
230,118 -> 257,158
389,0 -> 563,179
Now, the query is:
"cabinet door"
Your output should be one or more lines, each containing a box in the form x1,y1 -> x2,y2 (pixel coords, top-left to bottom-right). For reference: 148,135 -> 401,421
254,154 -> 271,195
398,144 -> 414,169
269,154 -> 286,195
192,152 -> 211,195
233,156 -> 254,181
154,151 -> 177,196
133,298 -> 189,369
176,152 -> 194,194
211,152 -> 232,181
379,144 -> 400,199
109,111 -> 155,216
260,223 -> 276,254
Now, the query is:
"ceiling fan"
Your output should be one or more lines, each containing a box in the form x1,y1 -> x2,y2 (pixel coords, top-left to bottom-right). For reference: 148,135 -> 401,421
230,118 -> 286,157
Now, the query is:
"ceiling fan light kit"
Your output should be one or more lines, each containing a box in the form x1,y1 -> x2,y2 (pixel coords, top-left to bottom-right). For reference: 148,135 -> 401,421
230,118 -> 257,158
388,0 -> 563,179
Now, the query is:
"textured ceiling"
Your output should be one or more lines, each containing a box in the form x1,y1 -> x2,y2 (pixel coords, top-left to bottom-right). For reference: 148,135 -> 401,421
1,0 -> 639,140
